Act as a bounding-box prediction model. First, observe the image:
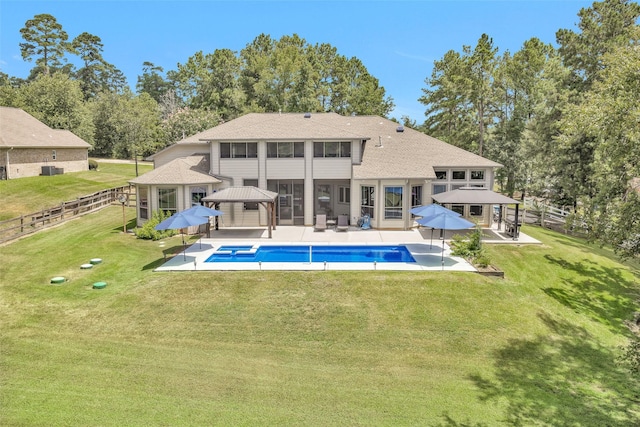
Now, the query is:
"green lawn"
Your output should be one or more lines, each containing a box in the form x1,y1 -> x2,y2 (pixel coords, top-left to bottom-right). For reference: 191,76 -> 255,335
0,207 -> 639,426
0,160 -> 152,221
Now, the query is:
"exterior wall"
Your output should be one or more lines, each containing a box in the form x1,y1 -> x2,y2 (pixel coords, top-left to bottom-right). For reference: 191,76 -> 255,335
1,147 -> 88,179
153,145 -> 208,168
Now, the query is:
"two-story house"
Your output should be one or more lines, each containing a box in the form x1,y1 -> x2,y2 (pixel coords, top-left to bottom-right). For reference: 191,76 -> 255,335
130,112 -> 502,230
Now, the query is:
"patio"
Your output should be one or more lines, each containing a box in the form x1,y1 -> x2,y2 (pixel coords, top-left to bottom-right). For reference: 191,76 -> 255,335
153,224 -> 539,272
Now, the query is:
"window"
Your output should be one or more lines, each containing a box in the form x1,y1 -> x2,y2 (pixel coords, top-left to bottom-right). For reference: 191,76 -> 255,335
452,170 -> 466,180
158,188 -> 177,214
314,142 -> 351,158
470,205 -> 484,216
451,204 -> 464,215
433,184 -> 447,194
361,186 -> 374,219
384,186 -> 403,219
220,142 -> 257,158
339,187 -> 350,204
52,150 -> 57,161
243,179 -> 258,210
190,186 -> 206,206
267,142 -> 304,158
471,170 -> 485,180
139,186 -> 149,220
435,170 -> 447,180
411,186 -> 422,213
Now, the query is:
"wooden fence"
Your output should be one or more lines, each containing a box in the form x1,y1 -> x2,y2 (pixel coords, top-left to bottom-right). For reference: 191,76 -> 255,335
0,185 -> 136,245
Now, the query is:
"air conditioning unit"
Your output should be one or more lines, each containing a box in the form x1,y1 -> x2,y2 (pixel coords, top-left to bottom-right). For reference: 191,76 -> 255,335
41,166 -> 55,176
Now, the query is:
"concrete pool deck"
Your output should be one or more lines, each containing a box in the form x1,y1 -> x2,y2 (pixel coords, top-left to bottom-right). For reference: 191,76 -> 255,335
154,225 -> 539,272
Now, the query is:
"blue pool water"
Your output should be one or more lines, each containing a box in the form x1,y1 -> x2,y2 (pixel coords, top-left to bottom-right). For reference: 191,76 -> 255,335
205,245 -> 416,263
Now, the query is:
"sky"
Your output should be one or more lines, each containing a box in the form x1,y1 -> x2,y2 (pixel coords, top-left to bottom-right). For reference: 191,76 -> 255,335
0,0 -> 595,122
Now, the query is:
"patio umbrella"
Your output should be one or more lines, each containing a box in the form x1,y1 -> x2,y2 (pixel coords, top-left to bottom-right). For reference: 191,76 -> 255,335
155,211 -> 210,260
412,204 -> 461,248
417,213 -> 475,269
410,203 -> 460,217
182,205 -> 224,241
182,205 -> 224,217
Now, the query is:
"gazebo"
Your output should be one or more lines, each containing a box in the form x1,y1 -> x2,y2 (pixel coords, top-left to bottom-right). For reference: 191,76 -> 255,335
202,187 -> 278,238
431,187 -> 522,239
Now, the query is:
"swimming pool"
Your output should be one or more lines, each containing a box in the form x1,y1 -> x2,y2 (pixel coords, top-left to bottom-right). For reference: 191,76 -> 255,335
205,244 -> 416,263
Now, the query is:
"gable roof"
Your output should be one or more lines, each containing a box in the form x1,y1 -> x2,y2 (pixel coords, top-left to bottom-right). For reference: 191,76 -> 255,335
0,106 -> 91,149
129,155 -> 220,185
202,186 -> 278,203
190,112 -> 501,179
432,187 -> 520,205
150,112 -> 502,180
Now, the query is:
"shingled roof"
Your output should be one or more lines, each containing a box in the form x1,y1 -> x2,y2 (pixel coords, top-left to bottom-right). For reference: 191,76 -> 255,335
129,155 -> 220,185
0,106 -> 91,148
192,112 -> 501,180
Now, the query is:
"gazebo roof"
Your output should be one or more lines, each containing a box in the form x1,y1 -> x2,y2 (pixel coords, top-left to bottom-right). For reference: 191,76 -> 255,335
201,186 -> 278,203
432,187 -> 520,205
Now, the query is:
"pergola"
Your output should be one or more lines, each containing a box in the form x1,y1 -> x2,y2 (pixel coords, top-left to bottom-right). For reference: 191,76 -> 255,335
431,187 -> 521,239
202,187 -> 278,238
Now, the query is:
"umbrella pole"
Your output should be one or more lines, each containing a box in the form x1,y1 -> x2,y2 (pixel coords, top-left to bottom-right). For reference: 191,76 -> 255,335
182,231 -> 187,261
430,228 -> 434,249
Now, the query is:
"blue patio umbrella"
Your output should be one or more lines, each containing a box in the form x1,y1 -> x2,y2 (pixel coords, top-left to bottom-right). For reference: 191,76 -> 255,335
412,204 -> 462,248
410,203 -> 460,217
417,213 -> 475,269
182,205 -> 224,241
155,211 -> 210,260
182,205 -> 224,217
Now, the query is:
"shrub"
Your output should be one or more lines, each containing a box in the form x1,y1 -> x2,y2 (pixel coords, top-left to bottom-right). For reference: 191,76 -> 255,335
134,210 -> 176,240
450,225 -> 491,267
88,159 -> 99,170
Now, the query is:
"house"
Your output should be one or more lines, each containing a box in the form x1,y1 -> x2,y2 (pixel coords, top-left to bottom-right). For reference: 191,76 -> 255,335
0,106 -> 91,179
130,112 -> 502,230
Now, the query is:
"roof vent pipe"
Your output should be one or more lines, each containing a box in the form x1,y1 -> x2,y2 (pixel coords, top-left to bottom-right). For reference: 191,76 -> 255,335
304,112 -> 311,118
396,125 -> 404,133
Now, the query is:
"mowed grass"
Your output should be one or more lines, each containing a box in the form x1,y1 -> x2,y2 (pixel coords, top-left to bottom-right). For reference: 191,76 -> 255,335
0,160 -> 152,221
1,207 -> 639,426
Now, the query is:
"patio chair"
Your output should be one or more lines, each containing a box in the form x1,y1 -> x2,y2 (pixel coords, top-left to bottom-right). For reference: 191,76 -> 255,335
336,214 -> 349,232
314,214 -> 327,232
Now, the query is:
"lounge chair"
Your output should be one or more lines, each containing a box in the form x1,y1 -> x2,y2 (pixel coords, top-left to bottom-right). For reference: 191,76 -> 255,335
336,214 -> 349,232
314,214 -> 327,232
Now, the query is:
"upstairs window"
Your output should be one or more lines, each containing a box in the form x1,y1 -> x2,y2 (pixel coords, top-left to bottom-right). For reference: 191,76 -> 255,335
471,170 -> 485,180
452,170 -> 466,180
220,142 -> 257,158
267,142 -> 304,158
314,141 -> 351,158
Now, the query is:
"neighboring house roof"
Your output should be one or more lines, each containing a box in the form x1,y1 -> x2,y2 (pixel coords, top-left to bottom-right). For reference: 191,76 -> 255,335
202,186 -> 278,203
129,155 -> 220,185
432,187 -> 520,205
0,106 -> 91,148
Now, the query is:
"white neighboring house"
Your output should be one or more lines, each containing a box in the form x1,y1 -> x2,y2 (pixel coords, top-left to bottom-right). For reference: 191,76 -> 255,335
0,106 -> 90,179
130,112 -> 502,230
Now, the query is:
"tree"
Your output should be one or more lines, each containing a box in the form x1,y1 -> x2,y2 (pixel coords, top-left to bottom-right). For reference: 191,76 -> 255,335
73,32 -> 122,99
137,62 -> 171,103
560,43 -> 640,257
19,13 -> 72,77
468,34 -> 498,157
18,73 -> 94,145
487,38 -> 555,197
419,49 -> 476,151
557,0 -> 640,90
161,107 -> 222,145
92,90 -> 162,158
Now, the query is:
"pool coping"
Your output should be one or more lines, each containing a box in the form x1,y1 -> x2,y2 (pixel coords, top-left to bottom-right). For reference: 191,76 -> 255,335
154,240 -> 477,272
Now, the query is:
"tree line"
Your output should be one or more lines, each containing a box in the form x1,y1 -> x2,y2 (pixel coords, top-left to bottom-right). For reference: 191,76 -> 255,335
1,0 -> 639,258
0,15 -> 393,159
418,0 -> 639,258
